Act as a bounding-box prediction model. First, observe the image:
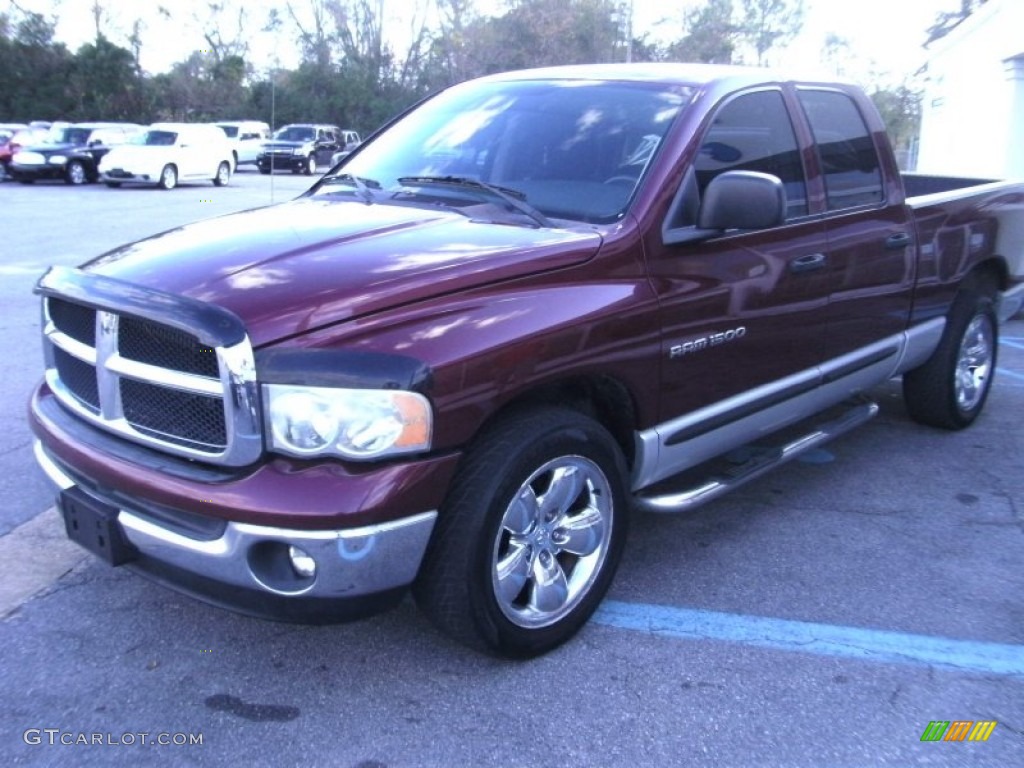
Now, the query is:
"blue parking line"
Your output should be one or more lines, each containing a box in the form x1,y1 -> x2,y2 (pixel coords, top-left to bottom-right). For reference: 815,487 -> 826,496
998,367 -> 1024,384
592,600 -> 1024,677
1001,339 -> 1024,351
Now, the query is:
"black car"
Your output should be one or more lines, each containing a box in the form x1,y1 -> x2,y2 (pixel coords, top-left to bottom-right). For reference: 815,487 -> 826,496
256,124 -> 341,175
9,123 -> 142,185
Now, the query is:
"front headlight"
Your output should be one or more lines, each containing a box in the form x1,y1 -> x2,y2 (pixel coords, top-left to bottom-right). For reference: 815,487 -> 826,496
264,384 -> 432,460
48,155 -> 68,165
15,151 -> 44,165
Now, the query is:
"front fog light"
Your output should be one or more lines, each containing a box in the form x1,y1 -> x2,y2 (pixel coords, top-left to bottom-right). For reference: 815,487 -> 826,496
288,546 -> 316,578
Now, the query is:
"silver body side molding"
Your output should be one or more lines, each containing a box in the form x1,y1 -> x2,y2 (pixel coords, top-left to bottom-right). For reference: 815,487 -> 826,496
632,320 -> 946,492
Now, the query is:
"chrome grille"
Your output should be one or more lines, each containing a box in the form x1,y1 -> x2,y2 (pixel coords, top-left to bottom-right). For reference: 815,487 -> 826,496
118,316 -> 220,377
53,346 -> 100,413
38,267 -> 261,467
49,298 -> 96,346
121,379 -> 227,450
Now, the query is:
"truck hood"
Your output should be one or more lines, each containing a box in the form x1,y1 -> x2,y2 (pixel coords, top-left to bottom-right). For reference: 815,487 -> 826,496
82,198 -> 603,347
261,141 -> 309,151
99,145 -> 168,165
26,143 -> 79,156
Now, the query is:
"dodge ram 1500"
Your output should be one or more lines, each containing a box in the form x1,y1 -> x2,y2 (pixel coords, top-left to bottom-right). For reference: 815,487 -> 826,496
29,64 -> 1024,657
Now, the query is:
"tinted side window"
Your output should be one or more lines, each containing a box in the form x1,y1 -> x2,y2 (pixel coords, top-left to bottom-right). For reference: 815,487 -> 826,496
798,90 -> 883,210
694,90 -> 808,220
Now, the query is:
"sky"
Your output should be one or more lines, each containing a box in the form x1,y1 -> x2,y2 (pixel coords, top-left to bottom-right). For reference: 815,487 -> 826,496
19,0 -> 959,87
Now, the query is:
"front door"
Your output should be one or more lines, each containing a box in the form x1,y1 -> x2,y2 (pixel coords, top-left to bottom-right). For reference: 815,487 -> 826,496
649,88 -> 831,422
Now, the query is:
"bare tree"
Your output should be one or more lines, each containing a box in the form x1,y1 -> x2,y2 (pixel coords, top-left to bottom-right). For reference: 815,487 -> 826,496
739,0 -> 804,67
196,1 -> 250,63
821,32 -> 850,77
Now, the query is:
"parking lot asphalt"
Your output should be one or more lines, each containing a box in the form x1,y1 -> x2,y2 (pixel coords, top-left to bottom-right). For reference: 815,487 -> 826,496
1,172 -> 1022,767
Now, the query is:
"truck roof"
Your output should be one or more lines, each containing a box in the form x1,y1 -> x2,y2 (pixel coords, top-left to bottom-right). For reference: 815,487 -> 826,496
479,62 -> 856,90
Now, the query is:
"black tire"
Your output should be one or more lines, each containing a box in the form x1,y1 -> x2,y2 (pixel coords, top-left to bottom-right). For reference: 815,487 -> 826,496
158,164 -> 177,190
65,161 -> 87,185
258,166 -> 271,175
903,278 -> 999,429
104,181 -> 122,188
17,177 -> 33,184
213,161 -> 231,186
414,407 -> 629,658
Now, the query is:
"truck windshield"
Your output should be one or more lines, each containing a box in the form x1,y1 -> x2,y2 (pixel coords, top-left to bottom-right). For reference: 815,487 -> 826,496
327,78 -> 692,224
274,126 -> 314,142
51,127 -> 92,146
132,130 -> 178,146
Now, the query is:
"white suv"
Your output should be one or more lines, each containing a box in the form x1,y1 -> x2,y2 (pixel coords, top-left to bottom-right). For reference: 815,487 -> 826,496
99,123 -> 234,189
215,120 -> 270,168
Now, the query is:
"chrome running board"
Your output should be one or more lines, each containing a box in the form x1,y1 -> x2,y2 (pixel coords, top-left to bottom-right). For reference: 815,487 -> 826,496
633,398 -> 879,514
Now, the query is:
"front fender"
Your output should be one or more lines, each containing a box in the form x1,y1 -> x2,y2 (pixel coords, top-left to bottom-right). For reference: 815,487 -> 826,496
269,277 -> 661,451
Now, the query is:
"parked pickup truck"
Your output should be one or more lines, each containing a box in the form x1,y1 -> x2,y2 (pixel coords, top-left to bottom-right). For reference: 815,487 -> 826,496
28,64 -> 1024,658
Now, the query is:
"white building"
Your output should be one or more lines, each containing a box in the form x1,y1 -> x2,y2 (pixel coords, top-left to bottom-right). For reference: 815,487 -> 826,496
917,0 -> 1024,180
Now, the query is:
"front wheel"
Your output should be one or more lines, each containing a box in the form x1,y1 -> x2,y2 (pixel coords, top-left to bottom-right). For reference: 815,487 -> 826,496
158,164 -> 177,190
65,161 -> 87,185
213,161 -> 230,186
304,154 -> 316,175
903,279 -> 999,429
414,407 -> 629,658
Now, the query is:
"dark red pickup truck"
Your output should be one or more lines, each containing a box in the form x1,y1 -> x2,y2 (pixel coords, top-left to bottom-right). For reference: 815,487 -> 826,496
29,64 -> 1024,657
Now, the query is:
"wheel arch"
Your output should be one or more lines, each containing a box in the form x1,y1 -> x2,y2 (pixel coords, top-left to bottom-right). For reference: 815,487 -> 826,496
965,256 -> 1008,293
470,375 -> 639,470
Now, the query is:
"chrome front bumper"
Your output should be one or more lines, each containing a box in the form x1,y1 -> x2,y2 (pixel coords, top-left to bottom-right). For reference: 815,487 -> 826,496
34,441 -> 436,607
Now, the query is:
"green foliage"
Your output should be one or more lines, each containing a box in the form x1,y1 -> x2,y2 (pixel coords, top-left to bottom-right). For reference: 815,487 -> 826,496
739,0 -> 804,66
67,36 -> 144,121
870,84 -> 922,158
0,11 -> 74,120
665,0 -> 737,64
0,0 -> 859,145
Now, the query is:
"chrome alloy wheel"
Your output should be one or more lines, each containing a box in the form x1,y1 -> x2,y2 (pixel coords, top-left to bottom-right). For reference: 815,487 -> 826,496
491,456 -> 613,629
955,314 -> 994,412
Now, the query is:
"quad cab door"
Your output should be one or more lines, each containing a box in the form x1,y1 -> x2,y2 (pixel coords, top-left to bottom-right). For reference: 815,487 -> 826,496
649,88 -> 830,427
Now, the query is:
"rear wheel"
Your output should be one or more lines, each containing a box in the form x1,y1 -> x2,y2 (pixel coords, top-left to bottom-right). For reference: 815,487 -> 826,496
903,279 -> 999,429
65,161 -> 87,185
158,164 -> 177,190
213,161 -> 231,186
414,407 -> 629,658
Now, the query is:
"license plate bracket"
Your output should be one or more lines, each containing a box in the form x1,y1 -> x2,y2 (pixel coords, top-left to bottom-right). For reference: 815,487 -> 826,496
60,487 -> 138,566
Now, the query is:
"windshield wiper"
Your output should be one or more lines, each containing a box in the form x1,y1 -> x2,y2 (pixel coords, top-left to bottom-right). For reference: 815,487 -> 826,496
397,175 -> 554,228
320,173 -> 380,204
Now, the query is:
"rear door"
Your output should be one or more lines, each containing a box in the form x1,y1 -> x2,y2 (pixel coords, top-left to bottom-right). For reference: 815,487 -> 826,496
650,88 -> 831,421
795,88 -> 915,360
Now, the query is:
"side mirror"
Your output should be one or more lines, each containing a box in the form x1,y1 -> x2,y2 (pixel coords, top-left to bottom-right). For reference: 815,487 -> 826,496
698,171 -> 786,230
